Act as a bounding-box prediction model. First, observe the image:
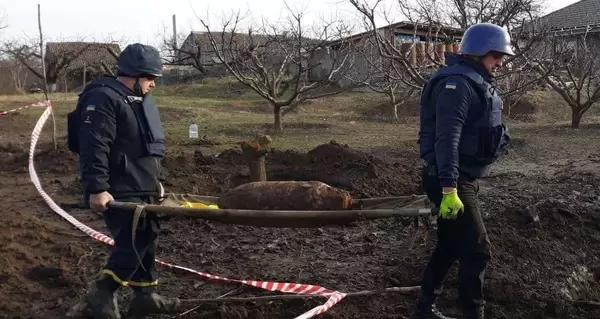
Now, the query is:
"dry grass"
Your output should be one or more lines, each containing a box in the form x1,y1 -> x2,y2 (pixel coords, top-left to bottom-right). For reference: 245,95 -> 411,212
2,78 -> 600,156
509,90 -> 600,123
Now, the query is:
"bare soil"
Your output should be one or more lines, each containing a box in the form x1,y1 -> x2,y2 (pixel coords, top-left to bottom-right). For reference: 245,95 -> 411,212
1,113 -> 599,319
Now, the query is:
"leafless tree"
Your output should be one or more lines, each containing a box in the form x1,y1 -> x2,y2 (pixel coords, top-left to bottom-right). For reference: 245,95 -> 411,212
0,7 -> 6,30
349,0 -> 447,88
198,5 -> 359,132
0,53 -> 32,94
356,37 -> 419,119
395,0 -> 544,30
0,13 -> 28,93
349,0 -> 546,117
158,23 -> 207,73
523,30 -> 600,128
2,38 -> 119,92
493,18 -> 555,117
8,58 -> 29,92
364,66 -> 419,120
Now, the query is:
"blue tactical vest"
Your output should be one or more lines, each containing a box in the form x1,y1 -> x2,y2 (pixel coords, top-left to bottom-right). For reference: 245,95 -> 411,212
68,77 -> 166,158
125,93 -> 167,158
420,62 -> 509,167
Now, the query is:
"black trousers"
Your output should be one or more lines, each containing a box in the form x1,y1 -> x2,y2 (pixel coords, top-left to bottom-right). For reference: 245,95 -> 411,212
101,196 -> 160,293
418,166 -> 491,315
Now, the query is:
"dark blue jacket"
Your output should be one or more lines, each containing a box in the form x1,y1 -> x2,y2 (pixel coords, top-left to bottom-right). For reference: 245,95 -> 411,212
76,76 -> 166,199
419,53 -> 509,188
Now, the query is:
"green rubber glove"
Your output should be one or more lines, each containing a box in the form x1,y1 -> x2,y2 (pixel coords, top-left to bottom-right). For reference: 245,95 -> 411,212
439,190 -> 464,220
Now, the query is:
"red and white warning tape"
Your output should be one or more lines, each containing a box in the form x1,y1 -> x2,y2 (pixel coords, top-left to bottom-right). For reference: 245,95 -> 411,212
0,101 -> 48,116
27,102 -> 348,318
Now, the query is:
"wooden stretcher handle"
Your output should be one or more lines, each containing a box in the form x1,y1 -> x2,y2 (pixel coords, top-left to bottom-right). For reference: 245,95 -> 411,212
107,200 -> 434,228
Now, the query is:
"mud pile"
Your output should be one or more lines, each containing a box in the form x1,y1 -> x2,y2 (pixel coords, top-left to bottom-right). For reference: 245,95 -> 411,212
163,141 -> 422,198
0,141 -> 78,174
269,142 -> 421,197
7,140 -> 421,198
1,137 -> 600,318
0,211 -> 105,314
472,171 -> 600,318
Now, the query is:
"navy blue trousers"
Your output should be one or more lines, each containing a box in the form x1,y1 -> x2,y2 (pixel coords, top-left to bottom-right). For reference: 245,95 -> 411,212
418,166 -> 491,316
100,196 -> 160,292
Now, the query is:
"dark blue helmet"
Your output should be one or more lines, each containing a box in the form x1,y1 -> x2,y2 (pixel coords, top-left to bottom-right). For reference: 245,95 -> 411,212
117,43 -> 163,77
458,23 -> 514,57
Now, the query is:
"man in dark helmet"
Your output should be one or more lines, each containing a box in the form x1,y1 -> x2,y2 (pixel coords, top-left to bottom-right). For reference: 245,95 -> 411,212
411,23 -> 513,319
67,43 -> 179,318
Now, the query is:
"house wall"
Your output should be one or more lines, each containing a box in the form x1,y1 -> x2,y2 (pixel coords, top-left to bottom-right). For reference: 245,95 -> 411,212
308,27 -> 463,88
176,27 -> 464,89
178,33 -> 220,67
520,31 -> 600,64
177,32 -> 311,80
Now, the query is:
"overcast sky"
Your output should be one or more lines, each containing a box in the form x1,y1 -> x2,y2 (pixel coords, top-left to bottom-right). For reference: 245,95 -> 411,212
0,0 -> 582,47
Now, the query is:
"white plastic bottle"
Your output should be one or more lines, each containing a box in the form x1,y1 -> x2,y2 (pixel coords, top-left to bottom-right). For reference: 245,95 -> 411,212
189,123 -> 198,139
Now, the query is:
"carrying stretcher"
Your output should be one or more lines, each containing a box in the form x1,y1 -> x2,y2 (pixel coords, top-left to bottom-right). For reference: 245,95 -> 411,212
108,192 -> 435,228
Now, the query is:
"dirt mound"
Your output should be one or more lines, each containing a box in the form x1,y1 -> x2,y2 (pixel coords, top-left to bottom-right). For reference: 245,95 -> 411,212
357,97 -> 421,121
269,142 -> 421,197
0,196 -> 105,315
0,142 -> 30,173
0,140 -> 77,174
161,142 -> 422,198
33,147 -> 79,174
4,139 -> 421,199
473,171 -> 600,318
4,132 -> 600,318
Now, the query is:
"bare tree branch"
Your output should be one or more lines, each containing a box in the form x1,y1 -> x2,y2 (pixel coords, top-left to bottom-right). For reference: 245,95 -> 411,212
396,0 -> 543,29
349,0 -> 547,119
37,4 -> 57,150
1,37 -> 118,92
158,23 -> 208,74
0,9 -> 7,31
512,10 -> 600,128
354,36 -> 418,119
349,0 -> 436,88
526,30 -> 600,128
198,4 -> 358,131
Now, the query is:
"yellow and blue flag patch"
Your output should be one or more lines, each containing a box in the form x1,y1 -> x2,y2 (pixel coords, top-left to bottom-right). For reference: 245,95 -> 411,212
444,81 -> 457,90
85,104 -> 96,111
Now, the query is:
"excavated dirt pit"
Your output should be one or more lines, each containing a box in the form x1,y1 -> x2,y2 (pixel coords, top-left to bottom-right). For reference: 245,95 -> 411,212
0,127 -> 599,318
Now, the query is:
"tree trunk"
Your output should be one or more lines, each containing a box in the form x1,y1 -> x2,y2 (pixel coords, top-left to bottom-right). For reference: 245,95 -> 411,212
505,97 -> 512,117
273,106 -> 283,131
388,90 -> 399,120
571,108 -> 583,129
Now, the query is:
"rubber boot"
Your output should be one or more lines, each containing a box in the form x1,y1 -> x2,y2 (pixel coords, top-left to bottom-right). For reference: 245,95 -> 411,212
81,275 -> 121,319
126,291 -> 181,317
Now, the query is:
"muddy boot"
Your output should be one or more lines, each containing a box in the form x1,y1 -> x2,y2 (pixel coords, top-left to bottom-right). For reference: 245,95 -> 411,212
126,291 -> 181,317
463,306 -> 484,319
410,304 -> 450,319
410,295 -> 451,319
79,275 -> 121,319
